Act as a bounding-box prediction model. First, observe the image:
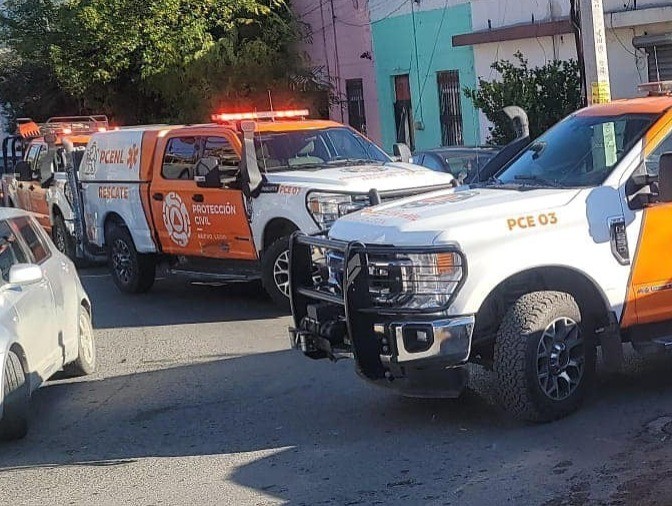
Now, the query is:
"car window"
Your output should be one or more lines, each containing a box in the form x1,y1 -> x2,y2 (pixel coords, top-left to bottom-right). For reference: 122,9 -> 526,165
25,144 -> 41,169
203,136 -> 240,168
422,154 -> 445,172
0,221 -> 28,283
11,216 -> 50,264
163,137 -> 200,180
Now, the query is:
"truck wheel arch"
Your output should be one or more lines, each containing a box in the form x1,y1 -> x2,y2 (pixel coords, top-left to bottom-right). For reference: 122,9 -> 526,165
472,266 -> 611,365
103,212 -> 127,245
262,218 -> 299,252
51,204 -> 62,223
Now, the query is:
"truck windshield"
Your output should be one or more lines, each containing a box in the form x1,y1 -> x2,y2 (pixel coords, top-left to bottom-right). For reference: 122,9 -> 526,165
252,127 -> 390,172
495,113 -> 657,188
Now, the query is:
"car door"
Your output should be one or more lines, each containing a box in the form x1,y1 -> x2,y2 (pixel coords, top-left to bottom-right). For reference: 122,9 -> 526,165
0,218 -> 58,385
150,134 -> 257,260
15,143 -> 41,211
29,144 -> 54,232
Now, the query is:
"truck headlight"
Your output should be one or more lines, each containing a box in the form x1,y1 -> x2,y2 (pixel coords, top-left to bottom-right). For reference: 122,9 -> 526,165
307,192 -> 368,228
368,251 -> 465,311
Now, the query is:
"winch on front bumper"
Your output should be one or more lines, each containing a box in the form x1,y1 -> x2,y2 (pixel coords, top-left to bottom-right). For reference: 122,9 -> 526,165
288,233 -> 474,398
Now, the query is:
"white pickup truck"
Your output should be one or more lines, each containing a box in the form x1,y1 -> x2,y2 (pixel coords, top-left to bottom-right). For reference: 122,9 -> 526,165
66,110 -> 455,307
289,84 -> 672,422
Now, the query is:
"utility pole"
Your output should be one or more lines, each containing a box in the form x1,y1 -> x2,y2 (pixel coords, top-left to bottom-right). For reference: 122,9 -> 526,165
579,0 -> 616,167
578,0 -> 611,105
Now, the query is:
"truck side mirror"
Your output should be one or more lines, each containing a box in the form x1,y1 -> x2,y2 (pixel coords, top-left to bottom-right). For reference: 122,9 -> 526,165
194,156 -> 222,188
240,120 -> 263,198
393,143 -> 412,163
658,152 -> 672,203
503,106 -> 530,139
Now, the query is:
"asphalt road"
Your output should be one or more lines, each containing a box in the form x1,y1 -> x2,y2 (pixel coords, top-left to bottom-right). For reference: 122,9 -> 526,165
2,268 -> 672,505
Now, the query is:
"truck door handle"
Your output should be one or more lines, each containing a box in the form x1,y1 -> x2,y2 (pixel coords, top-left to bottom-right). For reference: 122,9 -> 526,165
152,193 -> 164,201
192,194 -> 204,203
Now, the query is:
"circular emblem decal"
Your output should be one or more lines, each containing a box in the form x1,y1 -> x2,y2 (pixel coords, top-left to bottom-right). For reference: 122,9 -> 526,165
84,141 -> 98,175
162,192 -> 191,247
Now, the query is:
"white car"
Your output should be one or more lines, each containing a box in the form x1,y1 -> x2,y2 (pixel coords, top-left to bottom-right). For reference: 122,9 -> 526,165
0,208 -> 95,441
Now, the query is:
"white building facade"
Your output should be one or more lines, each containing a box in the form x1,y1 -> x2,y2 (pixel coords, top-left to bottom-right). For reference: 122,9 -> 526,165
453,0 -> 672,142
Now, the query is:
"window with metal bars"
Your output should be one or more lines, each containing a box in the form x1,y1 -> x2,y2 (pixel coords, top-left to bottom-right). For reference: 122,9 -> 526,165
393,74 -> 415,150
346,79 -> 367,135
645,45 -> 672,82
437,70 -> 464,146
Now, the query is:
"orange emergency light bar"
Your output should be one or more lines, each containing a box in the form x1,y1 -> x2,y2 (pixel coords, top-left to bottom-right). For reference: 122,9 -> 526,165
211,109 -> 310,123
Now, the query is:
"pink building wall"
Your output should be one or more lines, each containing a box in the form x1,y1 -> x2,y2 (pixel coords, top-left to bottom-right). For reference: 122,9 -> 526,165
293,0 -> 382,145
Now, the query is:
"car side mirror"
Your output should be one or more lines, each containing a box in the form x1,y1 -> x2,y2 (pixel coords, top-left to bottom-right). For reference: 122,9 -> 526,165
194,156 -> 222,188
658,152 -> 672,203
9,264 -> 43,286
393,143 -> 412,163
15,161 -> 31,182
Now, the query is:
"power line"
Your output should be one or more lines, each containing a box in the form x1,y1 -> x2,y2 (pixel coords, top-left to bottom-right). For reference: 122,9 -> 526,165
331,0 -> 408,27
416,0 -> 449,112
410,0 -> 423,122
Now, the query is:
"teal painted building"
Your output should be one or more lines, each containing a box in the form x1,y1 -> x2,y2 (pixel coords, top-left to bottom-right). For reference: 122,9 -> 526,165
370,2 -> 480,152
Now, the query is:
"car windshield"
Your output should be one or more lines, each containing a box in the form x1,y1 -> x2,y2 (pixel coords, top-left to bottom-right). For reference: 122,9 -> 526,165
252,127 -> 390,172
496,113 -> 657,188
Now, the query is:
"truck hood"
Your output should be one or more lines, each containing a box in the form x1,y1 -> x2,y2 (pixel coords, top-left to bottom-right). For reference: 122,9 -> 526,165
329,186 -> 583,245
265,162 -> 453,193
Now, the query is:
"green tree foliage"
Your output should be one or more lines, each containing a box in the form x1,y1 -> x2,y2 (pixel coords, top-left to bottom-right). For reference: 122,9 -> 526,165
0,0 -> 328,124
464,52 -> 583,145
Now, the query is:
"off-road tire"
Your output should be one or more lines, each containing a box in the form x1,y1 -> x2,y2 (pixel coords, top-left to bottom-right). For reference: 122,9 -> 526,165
64,307 -> 97,377
107,224 -> 156,294
52,214 -> 77,262
0,351 -> 29,441
494,291 -> 596,423
262,236 -> 291,311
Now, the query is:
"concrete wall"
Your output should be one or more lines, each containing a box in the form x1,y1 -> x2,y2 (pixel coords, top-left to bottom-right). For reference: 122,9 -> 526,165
370,2 -> 480,151
293,0 -> 382,145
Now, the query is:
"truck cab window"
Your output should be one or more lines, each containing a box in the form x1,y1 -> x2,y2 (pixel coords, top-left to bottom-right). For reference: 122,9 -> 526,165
644,134 -> 672,176
25,144 -> 41,171
163,137 -> 199,180
202,136 -> 241,187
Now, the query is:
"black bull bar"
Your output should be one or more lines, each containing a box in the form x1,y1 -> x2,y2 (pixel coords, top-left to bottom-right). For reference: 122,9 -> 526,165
289,232 -> 389,380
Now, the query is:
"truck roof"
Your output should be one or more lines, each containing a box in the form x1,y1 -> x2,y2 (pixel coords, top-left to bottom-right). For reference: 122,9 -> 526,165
578,96 -> 672,116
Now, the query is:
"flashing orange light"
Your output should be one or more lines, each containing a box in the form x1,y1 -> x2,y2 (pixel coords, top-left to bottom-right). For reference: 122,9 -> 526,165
211,109 -> 309,123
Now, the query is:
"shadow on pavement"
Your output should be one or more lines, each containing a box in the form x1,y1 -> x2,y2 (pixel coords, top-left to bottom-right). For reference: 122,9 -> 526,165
79,267 -> 286,329
2,347 -> 672,503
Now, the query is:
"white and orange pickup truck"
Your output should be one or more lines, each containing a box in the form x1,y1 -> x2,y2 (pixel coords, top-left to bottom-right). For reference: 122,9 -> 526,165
2,116 -> 109,260
66,110 -> 454,306
289,82 -> 672,422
